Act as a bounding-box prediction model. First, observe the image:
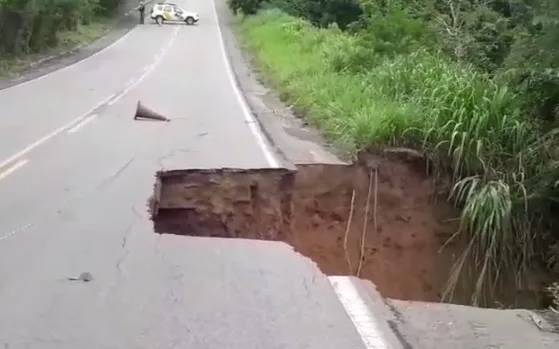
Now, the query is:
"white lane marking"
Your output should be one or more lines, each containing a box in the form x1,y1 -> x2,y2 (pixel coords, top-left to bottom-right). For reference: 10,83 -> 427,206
4,0 -> 155,91
0,159 -> 28,182
0,223 -> 32,241
107,95 -> 120,106
209,0 -> 280,168
0,93 -> 115,170
329,276 -> 390,349
0,25 -> 178,163
125,78 -> 137,88
5,29 -> 135,91
108,27 -> 180,106
67,114 -> 98,133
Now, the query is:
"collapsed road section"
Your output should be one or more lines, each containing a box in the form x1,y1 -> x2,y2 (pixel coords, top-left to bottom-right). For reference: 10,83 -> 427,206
149,154 -> 559,348
150,151 -> 460,303
150,157 -> 559,349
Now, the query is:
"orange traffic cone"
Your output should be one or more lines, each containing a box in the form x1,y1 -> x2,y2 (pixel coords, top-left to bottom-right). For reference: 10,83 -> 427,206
134,101 -> 170,122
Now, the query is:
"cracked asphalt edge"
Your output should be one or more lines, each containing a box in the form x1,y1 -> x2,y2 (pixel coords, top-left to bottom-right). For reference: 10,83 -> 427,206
116,223 -> 133,274
98,157 -> 136,190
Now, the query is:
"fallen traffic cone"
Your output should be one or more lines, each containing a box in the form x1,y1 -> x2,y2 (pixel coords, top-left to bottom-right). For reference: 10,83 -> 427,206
134,101 -> 170,122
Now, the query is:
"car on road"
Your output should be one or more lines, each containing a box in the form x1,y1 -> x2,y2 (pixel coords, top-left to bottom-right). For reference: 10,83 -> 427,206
150,3 -> 199,25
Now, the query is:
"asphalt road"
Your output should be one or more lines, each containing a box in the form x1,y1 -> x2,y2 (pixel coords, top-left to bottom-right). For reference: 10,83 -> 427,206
0,0 -> 376,348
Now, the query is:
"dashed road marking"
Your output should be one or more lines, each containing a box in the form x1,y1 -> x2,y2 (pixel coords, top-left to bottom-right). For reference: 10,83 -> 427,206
329,276 -> 390,349
67,114 -> 98,133
0,94 -> 115,170
210,0 -> 280,168
0,223 -> 32,241
108,27 -> 180,107
125,78 -> 137,88
0,24 -> 177,165
0,159 -> 28,182
2,1 -> 157,91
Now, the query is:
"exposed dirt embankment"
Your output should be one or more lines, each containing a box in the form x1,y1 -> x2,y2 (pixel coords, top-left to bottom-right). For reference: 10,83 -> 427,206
150,153 -> 459,302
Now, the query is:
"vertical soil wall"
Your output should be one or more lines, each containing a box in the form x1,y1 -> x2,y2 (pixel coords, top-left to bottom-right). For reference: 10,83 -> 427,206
151,154 -> 460,302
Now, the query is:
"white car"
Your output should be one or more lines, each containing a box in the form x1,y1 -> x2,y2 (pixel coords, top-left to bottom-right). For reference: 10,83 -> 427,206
150,3 -> 199,25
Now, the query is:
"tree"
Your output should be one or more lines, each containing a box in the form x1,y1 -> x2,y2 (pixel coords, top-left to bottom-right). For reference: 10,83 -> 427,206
228,0 -> 265,15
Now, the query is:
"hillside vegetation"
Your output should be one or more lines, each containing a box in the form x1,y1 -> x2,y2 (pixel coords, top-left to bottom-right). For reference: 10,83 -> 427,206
230,0 -> 559,307
0,0 -> 131,74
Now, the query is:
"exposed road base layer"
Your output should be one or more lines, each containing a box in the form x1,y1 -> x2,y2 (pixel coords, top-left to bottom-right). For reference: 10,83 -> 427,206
150,159 -> 459,303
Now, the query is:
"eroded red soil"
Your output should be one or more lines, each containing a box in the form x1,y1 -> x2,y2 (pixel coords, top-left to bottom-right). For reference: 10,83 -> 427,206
151,152 -> 459,302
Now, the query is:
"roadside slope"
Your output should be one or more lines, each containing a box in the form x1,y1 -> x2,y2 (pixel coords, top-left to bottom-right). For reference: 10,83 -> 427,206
0,0 -> 151,90
229,6 -> 559,348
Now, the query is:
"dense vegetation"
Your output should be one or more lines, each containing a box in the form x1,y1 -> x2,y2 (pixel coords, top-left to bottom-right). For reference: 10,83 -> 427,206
230,0 -> 559,306
0,0 -> 127,57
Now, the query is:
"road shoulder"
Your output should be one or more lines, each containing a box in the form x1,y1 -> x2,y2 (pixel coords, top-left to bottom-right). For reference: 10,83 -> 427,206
214,3 -> 349,166
0,2 -> 150,91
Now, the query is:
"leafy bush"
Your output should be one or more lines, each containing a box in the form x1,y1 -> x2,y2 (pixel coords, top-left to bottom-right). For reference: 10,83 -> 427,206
268,0 -> 363,29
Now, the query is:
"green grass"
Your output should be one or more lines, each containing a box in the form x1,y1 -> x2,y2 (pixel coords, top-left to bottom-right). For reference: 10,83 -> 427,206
239,9 -> 559,306
0,21 -> 111,78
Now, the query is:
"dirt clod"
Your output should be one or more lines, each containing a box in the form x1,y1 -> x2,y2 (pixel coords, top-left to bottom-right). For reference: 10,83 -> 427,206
151,155 -> 459,302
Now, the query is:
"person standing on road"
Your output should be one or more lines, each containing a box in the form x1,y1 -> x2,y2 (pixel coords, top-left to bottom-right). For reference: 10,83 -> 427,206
139,1 -> 146,24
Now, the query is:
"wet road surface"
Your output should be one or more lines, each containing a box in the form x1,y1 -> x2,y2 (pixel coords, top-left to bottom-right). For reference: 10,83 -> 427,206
0,0 -> 380,348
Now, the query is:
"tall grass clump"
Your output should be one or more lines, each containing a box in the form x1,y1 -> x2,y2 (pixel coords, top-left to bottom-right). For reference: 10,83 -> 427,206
240,9 -> 559,306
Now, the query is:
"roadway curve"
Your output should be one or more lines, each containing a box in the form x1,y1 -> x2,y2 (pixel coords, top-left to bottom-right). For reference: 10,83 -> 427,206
0,0 -> 376,348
